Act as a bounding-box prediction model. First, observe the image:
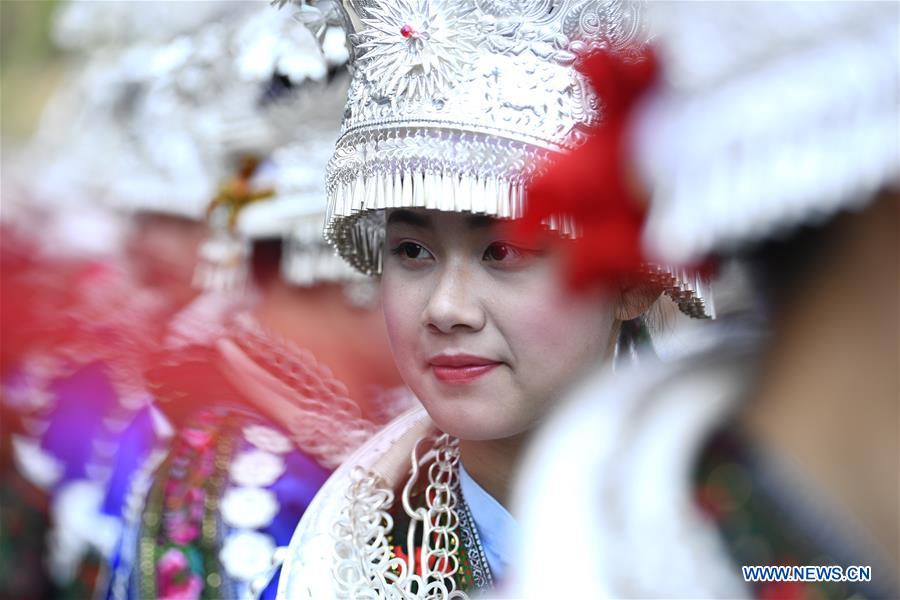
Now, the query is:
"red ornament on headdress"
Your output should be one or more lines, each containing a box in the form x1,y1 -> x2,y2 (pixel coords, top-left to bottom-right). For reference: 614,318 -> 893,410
518,46 -> 660,292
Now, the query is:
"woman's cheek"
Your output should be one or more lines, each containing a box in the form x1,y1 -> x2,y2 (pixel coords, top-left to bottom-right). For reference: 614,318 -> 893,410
505,276 -> 595,347
502,283 -> 612,390
381,274 -> 425,374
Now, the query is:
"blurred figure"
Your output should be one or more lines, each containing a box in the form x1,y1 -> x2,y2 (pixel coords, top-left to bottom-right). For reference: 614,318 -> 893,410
105,167 -> 405,600
515,3 -> 899,598
1,2 -> 402,598
92,6 -> 409,600
0,32 -> 208,600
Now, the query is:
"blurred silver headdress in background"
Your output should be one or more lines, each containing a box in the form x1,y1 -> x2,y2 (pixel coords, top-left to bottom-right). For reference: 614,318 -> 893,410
12,0 -> 357,296
227,7 -> 363,291
635,2 -> 900,265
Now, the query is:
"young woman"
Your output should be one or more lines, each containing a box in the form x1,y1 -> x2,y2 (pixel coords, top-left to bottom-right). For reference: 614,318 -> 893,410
277,1 -> 709,597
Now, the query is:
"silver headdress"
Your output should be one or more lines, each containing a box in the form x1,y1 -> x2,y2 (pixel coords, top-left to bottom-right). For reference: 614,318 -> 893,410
322,0 -> 645,270
634,2 -> 900,265
230,14 -> 363,289
170,4 -> 353,293
234,93 -> 365,289
306,0 -> 713,317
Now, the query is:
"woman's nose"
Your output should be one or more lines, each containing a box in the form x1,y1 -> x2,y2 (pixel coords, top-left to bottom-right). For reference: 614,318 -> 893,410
422,259 -> 486,334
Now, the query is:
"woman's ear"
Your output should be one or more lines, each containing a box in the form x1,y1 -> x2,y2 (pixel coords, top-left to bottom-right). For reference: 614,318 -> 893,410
614,282 -> 663,321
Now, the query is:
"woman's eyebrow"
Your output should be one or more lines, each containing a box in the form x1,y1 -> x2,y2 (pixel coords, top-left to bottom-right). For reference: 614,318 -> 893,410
387,210 -> 432,229
465,215 -> 495,229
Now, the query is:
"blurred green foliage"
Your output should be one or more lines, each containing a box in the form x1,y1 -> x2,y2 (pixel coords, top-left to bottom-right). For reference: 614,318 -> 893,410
1,0 -> 64,141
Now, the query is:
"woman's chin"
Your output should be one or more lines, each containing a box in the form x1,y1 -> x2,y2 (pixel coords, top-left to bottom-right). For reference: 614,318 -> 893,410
418,393 -> 525,441
399,368 -> 523,439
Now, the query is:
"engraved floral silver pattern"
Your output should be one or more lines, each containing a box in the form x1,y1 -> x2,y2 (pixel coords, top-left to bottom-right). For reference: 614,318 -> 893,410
354,0 -> 480,104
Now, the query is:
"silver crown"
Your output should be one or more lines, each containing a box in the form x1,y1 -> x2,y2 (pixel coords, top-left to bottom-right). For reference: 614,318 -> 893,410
313,0 -> 712,317
324,0 -> 644,261
635,2 -> 900,266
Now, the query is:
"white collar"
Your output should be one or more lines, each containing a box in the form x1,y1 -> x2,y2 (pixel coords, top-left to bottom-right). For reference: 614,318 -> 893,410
458,461 -> 518,582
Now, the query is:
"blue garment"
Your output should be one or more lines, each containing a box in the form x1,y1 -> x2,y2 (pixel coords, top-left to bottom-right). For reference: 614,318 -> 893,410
458,462 -> 518,582
102,405 -> 161,518
41,362 -> 119,485
3,358 -> 153,596
103,406 -> 331,600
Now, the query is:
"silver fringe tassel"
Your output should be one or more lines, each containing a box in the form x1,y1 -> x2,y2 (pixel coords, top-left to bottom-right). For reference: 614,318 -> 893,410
325,168 -> 714,319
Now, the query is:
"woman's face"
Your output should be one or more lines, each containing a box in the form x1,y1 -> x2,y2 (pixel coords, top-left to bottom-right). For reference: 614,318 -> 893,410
382,209 -> 616,441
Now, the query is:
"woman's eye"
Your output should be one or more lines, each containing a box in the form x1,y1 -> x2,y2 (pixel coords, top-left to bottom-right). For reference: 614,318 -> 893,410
390,241 -> 433,261
483,242 -> 521,262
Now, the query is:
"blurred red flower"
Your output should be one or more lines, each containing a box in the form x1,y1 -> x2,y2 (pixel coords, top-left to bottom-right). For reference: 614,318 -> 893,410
518,46 -> 659,292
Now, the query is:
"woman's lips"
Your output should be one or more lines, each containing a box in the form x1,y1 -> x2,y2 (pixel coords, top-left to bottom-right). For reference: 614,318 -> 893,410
428,354 -> 501,384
